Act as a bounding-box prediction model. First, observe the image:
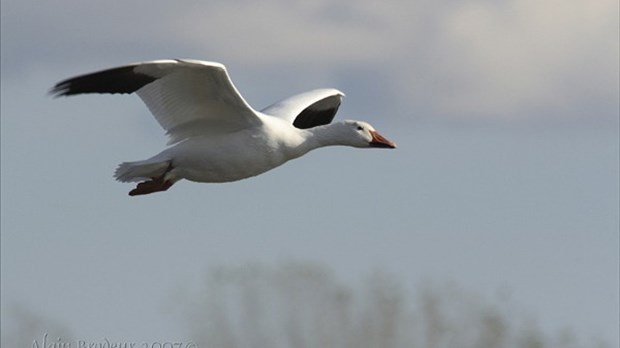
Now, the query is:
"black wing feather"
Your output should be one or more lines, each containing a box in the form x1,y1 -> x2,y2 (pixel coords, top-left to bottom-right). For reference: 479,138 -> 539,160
50,65 -> 157,97
292,95 -> 341,129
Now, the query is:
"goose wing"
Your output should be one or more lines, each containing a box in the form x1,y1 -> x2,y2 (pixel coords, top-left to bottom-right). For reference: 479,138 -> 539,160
51,59 -> 261,144
261,88 -> 344,129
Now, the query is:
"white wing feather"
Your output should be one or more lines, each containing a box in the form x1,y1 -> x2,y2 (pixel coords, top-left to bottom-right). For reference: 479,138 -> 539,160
134,60 -> 261,144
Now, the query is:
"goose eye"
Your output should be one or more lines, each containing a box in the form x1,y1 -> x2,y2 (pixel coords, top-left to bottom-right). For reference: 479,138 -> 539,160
356,126 -> 364,131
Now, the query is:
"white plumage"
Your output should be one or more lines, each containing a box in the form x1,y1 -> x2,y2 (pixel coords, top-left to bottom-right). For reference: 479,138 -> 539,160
51,59 -> 396,196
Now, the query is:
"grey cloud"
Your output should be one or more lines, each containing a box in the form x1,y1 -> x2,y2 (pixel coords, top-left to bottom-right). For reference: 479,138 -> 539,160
3,0 -> 617,124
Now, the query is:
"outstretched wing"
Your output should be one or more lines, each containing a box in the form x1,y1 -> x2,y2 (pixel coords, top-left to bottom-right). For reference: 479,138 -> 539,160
51,59 -> 262,144
260,88 -> 344,129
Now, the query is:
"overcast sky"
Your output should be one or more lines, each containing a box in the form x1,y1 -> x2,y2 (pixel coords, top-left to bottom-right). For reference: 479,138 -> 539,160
1,0 -> 618,346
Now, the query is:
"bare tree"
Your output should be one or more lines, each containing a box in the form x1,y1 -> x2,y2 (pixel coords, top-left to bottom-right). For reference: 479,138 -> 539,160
178,262 -> 609,348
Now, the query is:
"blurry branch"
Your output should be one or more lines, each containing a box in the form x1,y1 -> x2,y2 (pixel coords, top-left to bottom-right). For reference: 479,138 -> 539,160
178,261 -> 610,348
1,303 -> 73,348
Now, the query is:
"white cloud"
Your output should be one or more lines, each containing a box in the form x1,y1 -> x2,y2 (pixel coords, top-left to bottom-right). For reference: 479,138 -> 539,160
167,0 -> 618,121
431,0 -> 619,119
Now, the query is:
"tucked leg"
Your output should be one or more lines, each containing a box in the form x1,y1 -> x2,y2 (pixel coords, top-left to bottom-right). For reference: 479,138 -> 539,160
128,163 -> 174,196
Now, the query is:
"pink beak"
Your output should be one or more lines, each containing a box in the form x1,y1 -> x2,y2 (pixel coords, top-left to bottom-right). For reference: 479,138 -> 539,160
369,130 -> 397,148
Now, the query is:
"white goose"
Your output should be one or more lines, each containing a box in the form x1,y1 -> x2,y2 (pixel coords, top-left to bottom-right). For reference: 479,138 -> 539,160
51,59 -> 396,196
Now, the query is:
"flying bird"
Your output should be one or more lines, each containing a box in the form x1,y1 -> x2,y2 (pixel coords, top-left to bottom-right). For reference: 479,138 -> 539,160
51,59 -> 396,196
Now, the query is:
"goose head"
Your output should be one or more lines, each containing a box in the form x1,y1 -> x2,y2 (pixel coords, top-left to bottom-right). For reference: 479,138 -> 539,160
338,120 -> 397,149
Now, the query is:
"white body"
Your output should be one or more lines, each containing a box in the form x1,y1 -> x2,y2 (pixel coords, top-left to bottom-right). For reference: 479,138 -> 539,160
129,116 -> 308,183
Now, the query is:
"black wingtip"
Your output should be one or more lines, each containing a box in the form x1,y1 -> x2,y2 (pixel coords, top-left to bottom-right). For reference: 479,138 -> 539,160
48,81 -> 71,98
293,105 -> 340,129
48,64 -> 158,98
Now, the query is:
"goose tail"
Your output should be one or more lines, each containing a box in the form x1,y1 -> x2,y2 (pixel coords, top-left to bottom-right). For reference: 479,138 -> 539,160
114,159 -> 171,183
